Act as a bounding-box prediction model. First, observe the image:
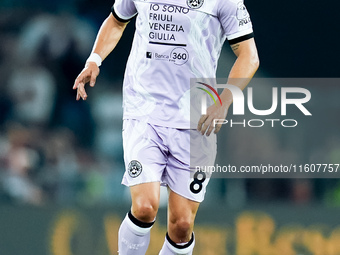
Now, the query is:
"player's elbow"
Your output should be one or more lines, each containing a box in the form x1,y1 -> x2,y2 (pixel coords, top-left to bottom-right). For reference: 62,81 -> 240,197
249,51 -> 260,72
239,48 -> 260,74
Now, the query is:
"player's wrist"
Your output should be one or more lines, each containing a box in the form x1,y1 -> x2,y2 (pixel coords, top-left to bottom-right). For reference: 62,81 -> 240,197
86,53 -> 102,67
220,89 -> 233,107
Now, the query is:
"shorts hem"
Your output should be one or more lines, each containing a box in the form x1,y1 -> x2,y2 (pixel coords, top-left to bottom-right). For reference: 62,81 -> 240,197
167,184 -> 204,203
121,180 -> 161,187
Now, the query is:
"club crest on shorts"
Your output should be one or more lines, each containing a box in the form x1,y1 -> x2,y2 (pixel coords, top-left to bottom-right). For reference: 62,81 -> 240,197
128,160 -> 143,178
187,0 -> 204,9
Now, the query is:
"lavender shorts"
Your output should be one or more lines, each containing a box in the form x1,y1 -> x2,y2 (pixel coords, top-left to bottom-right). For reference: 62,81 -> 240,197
122,119 -> 217,202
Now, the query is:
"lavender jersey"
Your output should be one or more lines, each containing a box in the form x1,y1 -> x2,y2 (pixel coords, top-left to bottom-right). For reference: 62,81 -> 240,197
112,0 -> 254,128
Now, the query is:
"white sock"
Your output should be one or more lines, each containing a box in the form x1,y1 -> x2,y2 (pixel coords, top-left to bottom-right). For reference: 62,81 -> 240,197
159,232 -> 195,255
118,211 -> 154,255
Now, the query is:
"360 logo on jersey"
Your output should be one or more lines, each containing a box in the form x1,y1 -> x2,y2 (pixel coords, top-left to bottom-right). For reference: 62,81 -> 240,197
187,0 -> 204,9
128,160 -> 143,178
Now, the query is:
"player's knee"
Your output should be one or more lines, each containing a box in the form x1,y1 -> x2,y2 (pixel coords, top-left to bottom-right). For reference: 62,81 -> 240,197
170,216 -> 193,240
132,201 -> 158,222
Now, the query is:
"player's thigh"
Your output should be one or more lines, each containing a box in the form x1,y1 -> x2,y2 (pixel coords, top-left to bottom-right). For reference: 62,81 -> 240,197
167,190 -> 200,242
130,182 -> 161,222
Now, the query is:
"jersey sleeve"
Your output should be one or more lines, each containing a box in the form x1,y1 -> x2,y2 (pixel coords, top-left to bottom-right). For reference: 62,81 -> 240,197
111,0 -> 137,23
218,0 -> 254,44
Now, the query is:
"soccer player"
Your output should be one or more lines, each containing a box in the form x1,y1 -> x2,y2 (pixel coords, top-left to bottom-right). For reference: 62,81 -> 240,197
73,0 -> 259,253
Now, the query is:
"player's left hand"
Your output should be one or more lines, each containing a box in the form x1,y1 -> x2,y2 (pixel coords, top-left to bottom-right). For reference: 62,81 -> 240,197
197,103 -> 229,136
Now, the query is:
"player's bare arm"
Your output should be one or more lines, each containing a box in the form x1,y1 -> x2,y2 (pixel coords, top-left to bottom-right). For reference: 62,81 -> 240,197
197,38 -> 259,136
73,14 -> 128,101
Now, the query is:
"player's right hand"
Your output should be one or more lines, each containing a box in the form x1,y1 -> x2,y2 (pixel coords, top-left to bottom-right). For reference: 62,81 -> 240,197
73,62 -> 100,100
